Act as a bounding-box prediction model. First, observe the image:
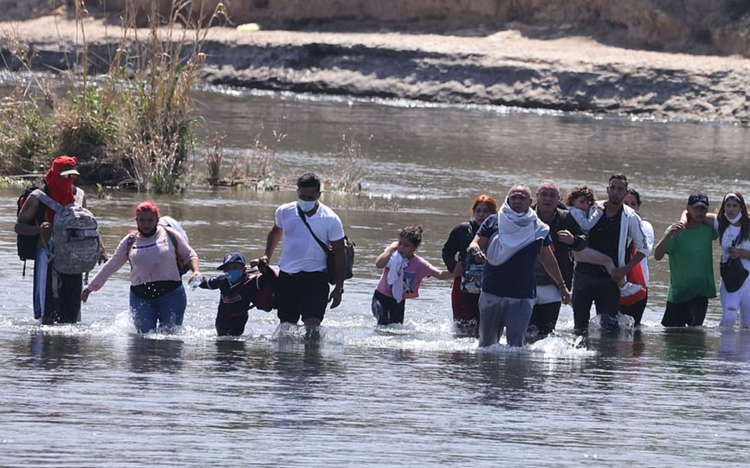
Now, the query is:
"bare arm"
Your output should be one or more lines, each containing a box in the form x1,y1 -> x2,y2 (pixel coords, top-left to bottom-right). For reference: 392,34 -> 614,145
433,269 -> 456,280
375,242 -> 398,269
654,222 -> 682,261
260,225 -> 283,263
14,197 -> 49,237
329,238 -> 346,309
612,252 -> 646,284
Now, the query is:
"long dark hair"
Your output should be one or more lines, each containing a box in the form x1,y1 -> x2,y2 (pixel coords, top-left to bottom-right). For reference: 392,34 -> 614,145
717,190 -> 750,243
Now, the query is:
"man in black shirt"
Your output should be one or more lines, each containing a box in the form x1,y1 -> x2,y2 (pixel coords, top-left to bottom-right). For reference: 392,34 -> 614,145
529,180 -> 587,337
572,175 -> 649,332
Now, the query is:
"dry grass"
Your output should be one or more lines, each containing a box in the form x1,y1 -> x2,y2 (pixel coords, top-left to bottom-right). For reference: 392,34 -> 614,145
325,134 -> 369,193
0,0 -> 228,193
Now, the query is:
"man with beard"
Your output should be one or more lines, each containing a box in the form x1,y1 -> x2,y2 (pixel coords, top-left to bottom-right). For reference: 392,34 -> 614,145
572,174 -> 649,332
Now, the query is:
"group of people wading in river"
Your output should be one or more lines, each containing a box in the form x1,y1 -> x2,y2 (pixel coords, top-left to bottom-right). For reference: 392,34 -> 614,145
15,158 -> 750,346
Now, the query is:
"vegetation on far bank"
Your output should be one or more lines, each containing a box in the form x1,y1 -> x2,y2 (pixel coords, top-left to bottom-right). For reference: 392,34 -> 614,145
0,1 -> 366,195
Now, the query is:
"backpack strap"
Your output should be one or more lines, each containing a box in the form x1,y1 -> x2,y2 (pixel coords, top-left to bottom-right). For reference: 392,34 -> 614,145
125,226 -> 186,275
162,226 -> 187,275
30,189 -> 64,214
297,207 -> 332,257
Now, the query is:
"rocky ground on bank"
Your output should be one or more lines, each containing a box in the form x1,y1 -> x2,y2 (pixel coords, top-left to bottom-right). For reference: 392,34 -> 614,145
3,15 -> 750,123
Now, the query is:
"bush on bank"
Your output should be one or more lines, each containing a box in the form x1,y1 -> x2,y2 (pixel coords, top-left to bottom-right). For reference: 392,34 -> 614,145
0,1 -> 226,193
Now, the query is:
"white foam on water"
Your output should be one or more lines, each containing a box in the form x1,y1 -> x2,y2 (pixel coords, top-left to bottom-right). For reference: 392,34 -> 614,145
588,313 -> 636,331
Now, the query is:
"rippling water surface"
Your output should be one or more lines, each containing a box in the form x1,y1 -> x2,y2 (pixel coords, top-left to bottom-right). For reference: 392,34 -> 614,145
2,88 -> 750,466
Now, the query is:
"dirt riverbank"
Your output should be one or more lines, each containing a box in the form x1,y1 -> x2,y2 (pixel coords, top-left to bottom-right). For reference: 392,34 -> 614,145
3,15 -> 750,123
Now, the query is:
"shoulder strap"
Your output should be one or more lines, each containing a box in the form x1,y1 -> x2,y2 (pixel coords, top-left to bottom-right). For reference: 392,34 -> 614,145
163,226 -> 179,250
297,207 -> 331,256
30,189 -> 64,213
162,226 -> 187,273
125,230 -> 139,254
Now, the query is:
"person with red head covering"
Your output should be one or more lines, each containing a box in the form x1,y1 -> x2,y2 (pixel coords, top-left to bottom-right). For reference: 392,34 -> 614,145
14,156 -> 104,324
82,200 -> 201,333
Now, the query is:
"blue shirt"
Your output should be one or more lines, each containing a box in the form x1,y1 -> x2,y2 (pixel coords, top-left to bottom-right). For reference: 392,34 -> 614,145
478,214 -> 551,299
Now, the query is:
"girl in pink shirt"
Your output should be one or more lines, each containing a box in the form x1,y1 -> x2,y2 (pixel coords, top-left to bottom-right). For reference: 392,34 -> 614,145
373,225 -> 454,325
81,201 -> 200,332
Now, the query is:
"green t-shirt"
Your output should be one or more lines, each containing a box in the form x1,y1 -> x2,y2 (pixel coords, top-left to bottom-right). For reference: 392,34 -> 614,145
665,223 -> 718,303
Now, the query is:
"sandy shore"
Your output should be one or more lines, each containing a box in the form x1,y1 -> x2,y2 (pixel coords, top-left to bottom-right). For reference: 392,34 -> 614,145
3,16 -> 750,123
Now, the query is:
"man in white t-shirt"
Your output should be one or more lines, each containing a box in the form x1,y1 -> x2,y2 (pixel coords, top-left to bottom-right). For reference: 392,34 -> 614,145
260,173 -> 347,341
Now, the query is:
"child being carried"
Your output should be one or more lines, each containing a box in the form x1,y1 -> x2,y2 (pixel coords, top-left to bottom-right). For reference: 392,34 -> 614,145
566,185 -> 642,297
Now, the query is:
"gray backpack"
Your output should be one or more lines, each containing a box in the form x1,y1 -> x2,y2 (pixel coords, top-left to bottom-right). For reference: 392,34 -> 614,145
31,189 -> 100,275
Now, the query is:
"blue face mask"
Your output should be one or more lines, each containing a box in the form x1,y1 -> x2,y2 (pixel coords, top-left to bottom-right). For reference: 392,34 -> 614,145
297,198 -> 317,213
226,269 -> 243,284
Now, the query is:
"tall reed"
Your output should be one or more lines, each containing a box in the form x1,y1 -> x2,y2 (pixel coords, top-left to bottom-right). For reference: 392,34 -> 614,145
0,0 -> 228,193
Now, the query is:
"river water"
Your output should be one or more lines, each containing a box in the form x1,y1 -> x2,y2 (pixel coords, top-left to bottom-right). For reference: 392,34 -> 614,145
2,88 -> 750,466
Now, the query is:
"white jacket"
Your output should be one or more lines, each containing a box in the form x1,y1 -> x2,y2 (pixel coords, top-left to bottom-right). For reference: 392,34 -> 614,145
615,204 -> 649,268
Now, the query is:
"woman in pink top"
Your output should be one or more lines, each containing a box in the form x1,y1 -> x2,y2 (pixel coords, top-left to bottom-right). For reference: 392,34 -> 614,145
372,225 -> 454,325
81,201 -> 200,332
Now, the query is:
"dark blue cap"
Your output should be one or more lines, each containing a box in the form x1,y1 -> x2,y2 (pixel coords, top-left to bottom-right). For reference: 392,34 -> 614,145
217,252 -> 246,270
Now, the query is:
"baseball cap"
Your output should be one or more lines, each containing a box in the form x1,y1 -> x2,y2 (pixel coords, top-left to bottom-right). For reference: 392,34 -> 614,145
51,155 -> 80,176
688,193 -> 709,209
217,252 -> 246,270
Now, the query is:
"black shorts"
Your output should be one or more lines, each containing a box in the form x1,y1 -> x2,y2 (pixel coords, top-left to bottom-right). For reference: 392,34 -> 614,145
371,290 -> 406,325
662,297 -> 709,327
275,271 -> 329,324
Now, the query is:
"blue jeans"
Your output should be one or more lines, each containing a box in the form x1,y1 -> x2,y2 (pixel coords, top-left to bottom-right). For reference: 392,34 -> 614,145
129,285 -> 187,333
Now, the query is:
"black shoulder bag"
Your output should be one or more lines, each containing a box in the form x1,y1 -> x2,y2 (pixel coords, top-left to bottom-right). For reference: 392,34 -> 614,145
720,236 -> 749,293
297,207 -> 355,285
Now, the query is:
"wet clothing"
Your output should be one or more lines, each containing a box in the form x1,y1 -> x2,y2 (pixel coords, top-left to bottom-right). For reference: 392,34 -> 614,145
662,296 -> 708,327
451,276 -> 480,332
573,204 -> 649,331
275,271 -> 329,324
443,220 -> 483,329
89,225 -> 197,333
479,292 -> 534,347
200,271 -> 276,336
130,285 -> 186,333
273,202 -> 344,324
720,281 -> 750,328
620,292 -> 648,327
371,290 -> 406,325
527,206 -> 587,337
34,248 -> 82,324
477,210 -> 551,347
31,186 -> 86,324
528,300 -> 561,338
572,271 -> 621,331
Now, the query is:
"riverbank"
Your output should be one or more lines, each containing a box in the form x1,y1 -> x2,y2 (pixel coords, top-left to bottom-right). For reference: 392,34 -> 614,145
3,15 -> 750,123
